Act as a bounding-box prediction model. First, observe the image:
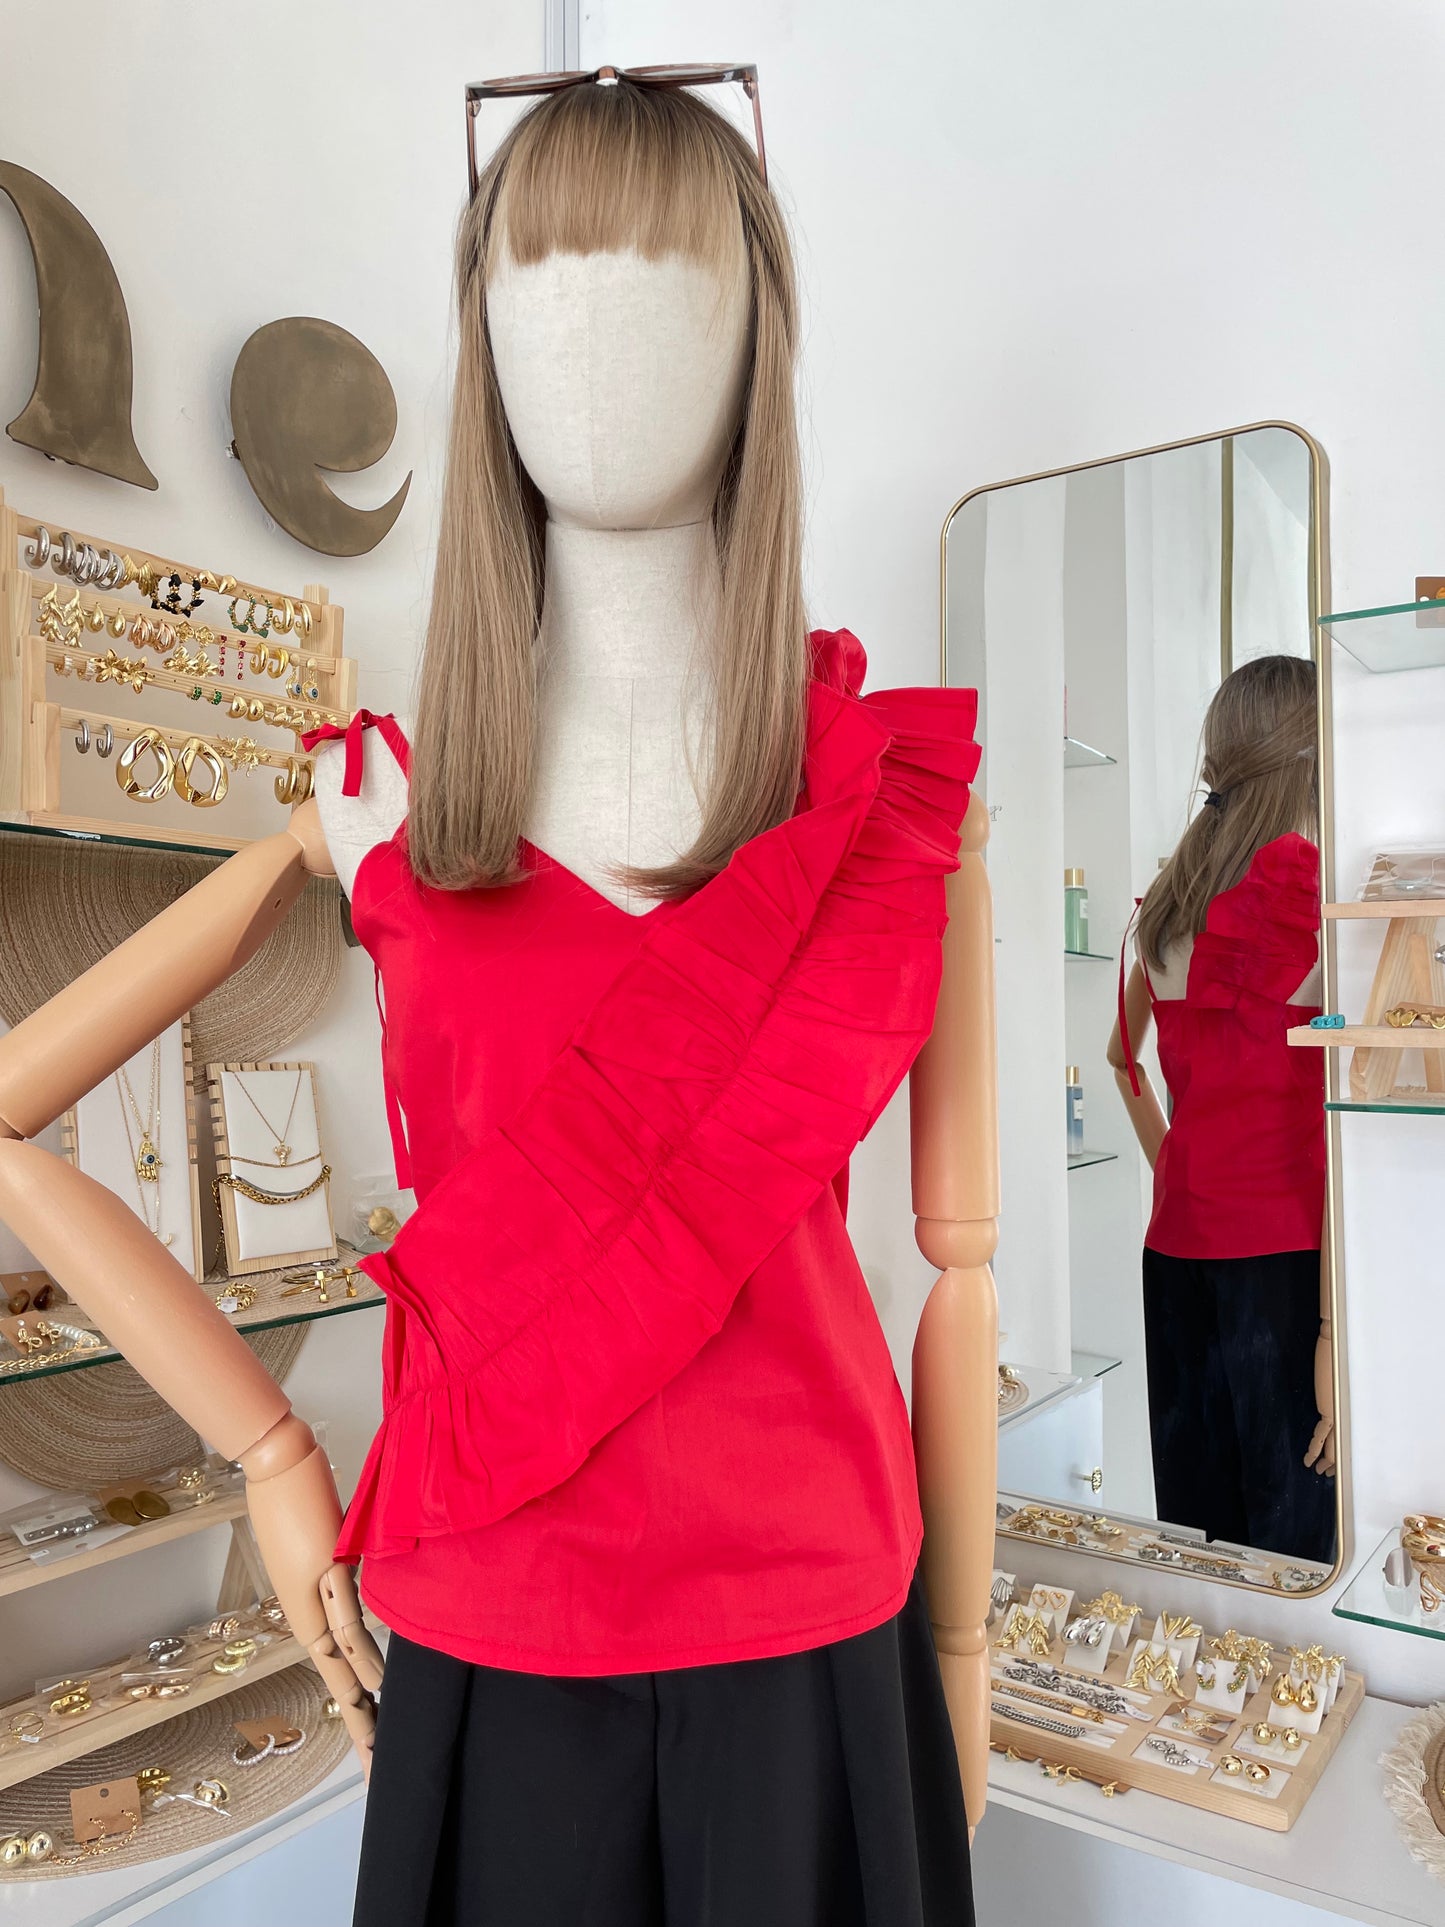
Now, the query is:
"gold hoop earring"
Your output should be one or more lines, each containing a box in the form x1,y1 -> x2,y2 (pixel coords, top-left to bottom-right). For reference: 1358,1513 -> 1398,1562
173,737 -> 229,808
116,727 -> 175,802
265,646 -> 291,680
247,640 -> 269,677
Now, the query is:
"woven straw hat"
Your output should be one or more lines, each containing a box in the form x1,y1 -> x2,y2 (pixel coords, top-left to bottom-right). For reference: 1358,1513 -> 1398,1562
0,1663 -> 350,1881
0,832 -> 343,1079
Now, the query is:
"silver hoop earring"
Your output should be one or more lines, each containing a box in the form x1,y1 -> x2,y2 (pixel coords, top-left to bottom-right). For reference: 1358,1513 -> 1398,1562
24,528 -> 50,570
74,719 -> 91,754
95,723 -> 114,758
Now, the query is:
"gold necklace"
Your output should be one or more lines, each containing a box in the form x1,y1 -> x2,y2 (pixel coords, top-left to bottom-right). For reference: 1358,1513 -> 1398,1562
230,1068 -> 303,1166
115,1044 -> 173,1247
214,1166 -> 331,1208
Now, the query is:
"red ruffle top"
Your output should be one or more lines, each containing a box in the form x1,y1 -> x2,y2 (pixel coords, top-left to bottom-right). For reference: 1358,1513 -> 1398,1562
305,631 -> 979,1674
1141,833 -> 1325,1261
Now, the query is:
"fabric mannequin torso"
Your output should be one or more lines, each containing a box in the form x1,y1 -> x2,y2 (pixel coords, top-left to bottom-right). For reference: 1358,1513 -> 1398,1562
316,244 -> 747,910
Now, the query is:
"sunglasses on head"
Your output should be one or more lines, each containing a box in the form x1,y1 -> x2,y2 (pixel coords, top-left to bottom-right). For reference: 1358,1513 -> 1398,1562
464,63 -> 767,200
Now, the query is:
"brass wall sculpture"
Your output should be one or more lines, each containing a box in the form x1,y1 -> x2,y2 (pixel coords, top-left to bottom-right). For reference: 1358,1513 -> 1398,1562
0,162 -> 158,491
230,318 -> 411,558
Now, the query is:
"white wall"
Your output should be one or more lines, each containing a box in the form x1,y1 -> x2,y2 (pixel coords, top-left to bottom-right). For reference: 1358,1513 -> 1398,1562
580,0 -> 1445,1916
0,0 -> 542,1727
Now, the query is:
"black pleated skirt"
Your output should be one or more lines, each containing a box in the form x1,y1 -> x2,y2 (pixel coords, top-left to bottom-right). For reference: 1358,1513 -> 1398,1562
352,1568 -> 974,1927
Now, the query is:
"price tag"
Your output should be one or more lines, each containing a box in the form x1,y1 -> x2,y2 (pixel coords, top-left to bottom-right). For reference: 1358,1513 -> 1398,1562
70,1774 -> 141,1843
235,1716 -> 303,1749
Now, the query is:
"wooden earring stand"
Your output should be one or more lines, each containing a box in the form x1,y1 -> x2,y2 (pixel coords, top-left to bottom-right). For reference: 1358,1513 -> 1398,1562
1288,860 -> 1445,1105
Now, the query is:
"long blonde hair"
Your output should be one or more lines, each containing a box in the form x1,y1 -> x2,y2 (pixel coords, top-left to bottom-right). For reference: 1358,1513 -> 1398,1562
1137,653 -> 1318,970
408,80 -> 809,896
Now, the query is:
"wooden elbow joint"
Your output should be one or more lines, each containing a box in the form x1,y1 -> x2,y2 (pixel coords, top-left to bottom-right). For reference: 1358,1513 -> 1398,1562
915,1216 -> 998,1272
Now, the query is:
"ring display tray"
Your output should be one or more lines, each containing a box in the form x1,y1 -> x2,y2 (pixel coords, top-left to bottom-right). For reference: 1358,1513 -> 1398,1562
988,1605 -> 1363,1830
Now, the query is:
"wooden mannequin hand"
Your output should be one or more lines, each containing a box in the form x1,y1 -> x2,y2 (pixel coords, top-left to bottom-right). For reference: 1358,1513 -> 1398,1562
242,1423 -> 384,1777
934,1641 -> 988,1840
1304,1328 -> 1336,1477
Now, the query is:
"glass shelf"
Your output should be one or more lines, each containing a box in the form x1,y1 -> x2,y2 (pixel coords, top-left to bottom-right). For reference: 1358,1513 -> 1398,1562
1327,1091 -> 1445,1116
0,815 -> 237,861
0,1260 -> 383,1387
1065,948 -> 1114,962
1317,599 -> 1445,674
1067,1148 -> 1119,1171
1334,1527 -> 1445,1642
1064,736 -> 1117,768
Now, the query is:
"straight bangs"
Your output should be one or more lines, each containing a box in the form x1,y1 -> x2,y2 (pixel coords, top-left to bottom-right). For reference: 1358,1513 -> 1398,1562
488,80 -> 751,280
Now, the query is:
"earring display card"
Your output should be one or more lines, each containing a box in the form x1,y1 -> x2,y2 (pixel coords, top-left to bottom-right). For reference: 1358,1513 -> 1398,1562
988,1587 -> 1365,1831
63,1018 -> 202,1282
208,1061 -> 336,1275
71,1774 -> 142,1843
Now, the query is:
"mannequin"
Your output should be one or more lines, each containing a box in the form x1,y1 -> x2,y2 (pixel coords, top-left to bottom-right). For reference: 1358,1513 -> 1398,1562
0,77 -> 999,1906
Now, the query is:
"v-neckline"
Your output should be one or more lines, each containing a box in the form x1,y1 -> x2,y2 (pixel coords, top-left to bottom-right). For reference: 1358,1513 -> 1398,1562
520,838 -> 678,924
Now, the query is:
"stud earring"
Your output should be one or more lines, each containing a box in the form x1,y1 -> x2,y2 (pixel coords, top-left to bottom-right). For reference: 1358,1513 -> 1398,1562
1297,1678 -> 1318,1714
1244,1760 -> 1271,1784
1271,1673 -> 1296,1708
1220,1753 -> 1244,1775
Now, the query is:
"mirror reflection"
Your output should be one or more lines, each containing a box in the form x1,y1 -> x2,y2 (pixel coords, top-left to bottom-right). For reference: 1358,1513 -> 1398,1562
944,425 -> 1339,1586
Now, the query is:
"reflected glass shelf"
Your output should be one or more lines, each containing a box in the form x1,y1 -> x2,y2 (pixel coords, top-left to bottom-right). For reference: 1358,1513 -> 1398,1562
1334,1527 -> 1445,1642
1064,736 -> 1117,768
1327,1091 -> 1445,1115
1065,948 -> 1114,962
0,1258 -> 383,1387
1318,599 -> 1445,674
1067,1148 -> 1118,1171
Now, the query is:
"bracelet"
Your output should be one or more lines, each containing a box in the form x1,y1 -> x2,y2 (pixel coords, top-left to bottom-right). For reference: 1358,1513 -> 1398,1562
991,1699 -> 1087,1740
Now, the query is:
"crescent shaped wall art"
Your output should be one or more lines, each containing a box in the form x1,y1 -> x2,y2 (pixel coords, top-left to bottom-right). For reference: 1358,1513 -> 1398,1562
230,317 -> 411,557
0,160 -> 158,490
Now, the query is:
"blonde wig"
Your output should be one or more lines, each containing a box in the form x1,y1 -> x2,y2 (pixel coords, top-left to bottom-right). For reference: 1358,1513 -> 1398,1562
409,79 -> 808,896
1138,653 -> 1318,970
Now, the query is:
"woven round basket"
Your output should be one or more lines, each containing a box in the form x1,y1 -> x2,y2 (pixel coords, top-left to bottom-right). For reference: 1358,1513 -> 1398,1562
0,832 -> 343,1079
0,1664 -> 351,1881
0,1326 -> 307,1489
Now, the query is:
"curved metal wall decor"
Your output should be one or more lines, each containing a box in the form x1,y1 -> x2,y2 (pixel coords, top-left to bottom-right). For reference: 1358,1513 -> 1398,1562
0,161 -> 158,491
230,317 -> 412,557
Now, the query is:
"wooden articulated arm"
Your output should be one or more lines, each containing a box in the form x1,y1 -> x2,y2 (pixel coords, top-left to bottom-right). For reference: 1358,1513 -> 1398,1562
0,803 -> 382,1769
909,792 -> 1000,1834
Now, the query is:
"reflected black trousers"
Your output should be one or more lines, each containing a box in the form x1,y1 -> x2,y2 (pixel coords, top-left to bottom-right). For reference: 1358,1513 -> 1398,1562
1142,1245 -> 1336,1566
352,1569 -> 973,1927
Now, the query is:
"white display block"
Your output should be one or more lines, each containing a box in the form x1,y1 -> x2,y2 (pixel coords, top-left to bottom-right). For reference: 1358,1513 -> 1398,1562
1060,1617 -> 1115,1676
208,1060 -> 336,1275
1151,1612 -> 1202,1672
1192,1653 -> 1249,1714
1122,1638 -> 1186,1698
68,1020 -> 201,1281
1027,1583 -> 1075,1638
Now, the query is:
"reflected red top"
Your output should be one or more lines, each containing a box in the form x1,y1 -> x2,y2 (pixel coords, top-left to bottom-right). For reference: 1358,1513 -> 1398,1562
303,632 -> 979,1675
1139,833 -> 1325,1261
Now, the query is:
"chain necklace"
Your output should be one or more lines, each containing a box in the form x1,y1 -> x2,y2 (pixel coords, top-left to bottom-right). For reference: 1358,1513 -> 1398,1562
230,1068 -> 303,1166
115,1043 -> 173,1247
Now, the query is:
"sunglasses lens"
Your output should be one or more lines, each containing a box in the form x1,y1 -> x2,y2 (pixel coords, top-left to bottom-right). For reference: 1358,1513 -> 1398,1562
471,71 -> 585,96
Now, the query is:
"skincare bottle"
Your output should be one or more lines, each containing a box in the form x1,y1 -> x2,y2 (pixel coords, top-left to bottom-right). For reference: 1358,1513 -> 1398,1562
1064,868 -> 1088,953
1066,1066 -> 1084,1156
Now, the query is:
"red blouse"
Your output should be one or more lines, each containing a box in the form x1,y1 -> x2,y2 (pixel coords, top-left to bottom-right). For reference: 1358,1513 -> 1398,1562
305,632 -> 979,1675
1134,833 -> 1325,1262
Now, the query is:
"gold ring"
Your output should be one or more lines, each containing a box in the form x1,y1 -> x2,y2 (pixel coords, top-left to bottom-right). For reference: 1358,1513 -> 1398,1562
116,727 -> 175,802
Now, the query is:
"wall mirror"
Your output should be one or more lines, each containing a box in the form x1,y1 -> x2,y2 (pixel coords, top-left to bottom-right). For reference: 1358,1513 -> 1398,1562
942,422 -> 1343,1596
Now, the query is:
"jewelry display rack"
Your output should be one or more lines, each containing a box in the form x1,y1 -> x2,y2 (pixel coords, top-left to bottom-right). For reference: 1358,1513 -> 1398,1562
0,486 -> 358,854
988,1579 -> 1364,1831
1287,871 -> 1445,1111
0,494 -> 373,1840
996,1494 -> 1333,1596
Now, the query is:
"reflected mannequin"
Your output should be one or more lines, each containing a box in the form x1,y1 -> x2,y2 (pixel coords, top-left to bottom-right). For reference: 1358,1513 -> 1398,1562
1108,655 -> 1335,1564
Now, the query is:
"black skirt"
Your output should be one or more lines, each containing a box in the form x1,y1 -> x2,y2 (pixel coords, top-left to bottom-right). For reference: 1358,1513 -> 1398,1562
352,1568 -> 973,1927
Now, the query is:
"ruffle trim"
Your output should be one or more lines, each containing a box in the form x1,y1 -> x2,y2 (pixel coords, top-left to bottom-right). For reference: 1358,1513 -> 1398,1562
1189,832 -> 1320,1013
336,631 -> 979,1560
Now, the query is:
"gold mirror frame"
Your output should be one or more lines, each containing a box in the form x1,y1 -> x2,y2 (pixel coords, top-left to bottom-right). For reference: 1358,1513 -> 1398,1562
940,420 -> 1346,1600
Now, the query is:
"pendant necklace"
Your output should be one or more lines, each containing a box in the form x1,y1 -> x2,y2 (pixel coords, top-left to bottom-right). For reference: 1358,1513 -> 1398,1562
232,1068 -> 304,1168
115,1041 -> 174,1247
